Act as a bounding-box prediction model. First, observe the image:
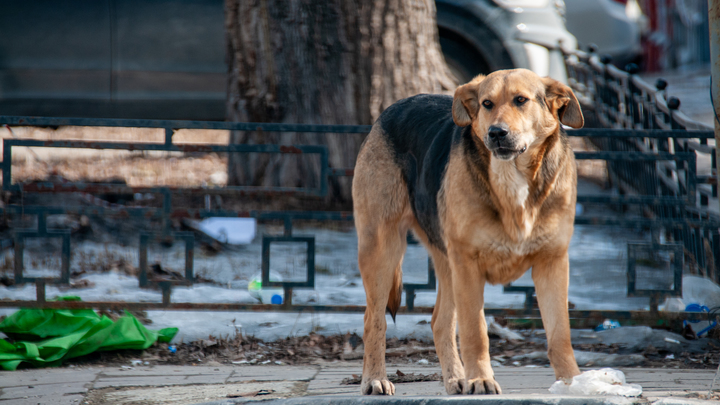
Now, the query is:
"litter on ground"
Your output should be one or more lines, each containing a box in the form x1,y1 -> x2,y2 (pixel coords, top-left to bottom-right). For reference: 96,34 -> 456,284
549,368 -> 642,397
0,296 -> 177,370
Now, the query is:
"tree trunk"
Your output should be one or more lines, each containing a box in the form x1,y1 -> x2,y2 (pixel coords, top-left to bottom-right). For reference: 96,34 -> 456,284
225,0 -> 456,204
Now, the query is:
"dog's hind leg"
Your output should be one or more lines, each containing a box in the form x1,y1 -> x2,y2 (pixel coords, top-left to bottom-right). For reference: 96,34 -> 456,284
356,221 -> 406,395
427,246 -> 466,395
353,128 -> 409,395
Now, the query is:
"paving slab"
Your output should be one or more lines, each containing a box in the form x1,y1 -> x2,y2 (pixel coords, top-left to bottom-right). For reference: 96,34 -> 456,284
0,381 -> 89,400
307,387 -> 360,396
623,369 -> 715,384
183,374 -> 236,385
393,381 -> 446,396
91,381 -> 304,405
653,398 -> 717,405
194,394 -> 642,405
226,365 -> 318,383
303,366 -> 719,402
99,365 -> 236,377
4,394 -> 85,405
93,374 -> 225,389
0,368 -> 99,387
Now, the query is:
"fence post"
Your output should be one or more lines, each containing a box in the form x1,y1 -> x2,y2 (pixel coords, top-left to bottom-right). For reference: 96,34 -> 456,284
711,0 -> 720,214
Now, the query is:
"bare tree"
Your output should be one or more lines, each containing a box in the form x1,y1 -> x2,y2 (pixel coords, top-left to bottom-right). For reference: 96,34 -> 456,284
225,0 -> 456,203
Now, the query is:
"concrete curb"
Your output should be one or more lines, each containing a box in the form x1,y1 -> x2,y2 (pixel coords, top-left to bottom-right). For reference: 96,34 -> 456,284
193,395 -> 646,405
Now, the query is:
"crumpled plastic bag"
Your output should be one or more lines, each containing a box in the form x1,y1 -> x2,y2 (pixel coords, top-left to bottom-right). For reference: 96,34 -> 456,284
0,296 -> 178,370
549,368 -> 642,397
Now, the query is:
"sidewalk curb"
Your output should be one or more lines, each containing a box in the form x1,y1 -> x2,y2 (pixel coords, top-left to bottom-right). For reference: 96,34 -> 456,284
193,395 -> 646,405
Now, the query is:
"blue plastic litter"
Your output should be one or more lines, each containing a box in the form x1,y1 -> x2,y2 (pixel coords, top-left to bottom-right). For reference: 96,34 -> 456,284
683,303 -> 717,337
271,294 -> 283,305
594,319 -> 621,331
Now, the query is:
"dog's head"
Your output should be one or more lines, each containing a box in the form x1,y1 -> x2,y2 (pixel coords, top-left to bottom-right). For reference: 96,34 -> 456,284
452,69 -> 583,160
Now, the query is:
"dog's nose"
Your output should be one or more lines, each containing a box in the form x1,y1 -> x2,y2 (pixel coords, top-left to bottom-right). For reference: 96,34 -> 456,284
488,126 -> 508,140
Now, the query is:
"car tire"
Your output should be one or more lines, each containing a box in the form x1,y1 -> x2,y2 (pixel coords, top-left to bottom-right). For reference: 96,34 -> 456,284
439,34 -> 491,84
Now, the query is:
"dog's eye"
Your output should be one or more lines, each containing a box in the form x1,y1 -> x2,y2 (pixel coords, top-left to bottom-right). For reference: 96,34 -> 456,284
482,100 -> 493,109
515,96 -> 527,105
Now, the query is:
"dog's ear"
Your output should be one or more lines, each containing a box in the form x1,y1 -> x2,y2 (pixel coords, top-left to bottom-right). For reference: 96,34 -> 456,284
542,77 -> 584,129
452,75 -> 484,127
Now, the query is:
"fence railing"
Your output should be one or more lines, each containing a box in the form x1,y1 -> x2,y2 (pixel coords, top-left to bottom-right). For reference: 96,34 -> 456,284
565,49 -> 719,284
0,114 -> 711,329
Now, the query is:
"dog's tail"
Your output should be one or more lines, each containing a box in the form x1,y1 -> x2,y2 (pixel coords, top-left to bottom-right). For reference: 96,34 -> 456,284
386,264 -> 403,322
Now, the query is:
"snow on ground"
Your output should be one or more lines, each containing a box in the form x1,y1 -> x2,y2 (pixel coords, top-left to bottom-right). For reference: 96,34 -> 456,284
0,226 -> 655,342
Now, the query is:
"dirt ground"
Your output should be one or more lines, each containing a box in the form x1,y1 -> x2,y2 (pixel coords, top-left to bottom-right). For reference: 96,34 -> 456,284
57,326 -> 720,373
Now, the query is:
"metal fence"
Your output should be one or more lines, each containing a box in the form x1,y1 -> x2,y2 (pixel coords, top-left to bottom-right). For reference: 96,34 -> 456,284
0,113 -> 710,330
565,48 -> 719,287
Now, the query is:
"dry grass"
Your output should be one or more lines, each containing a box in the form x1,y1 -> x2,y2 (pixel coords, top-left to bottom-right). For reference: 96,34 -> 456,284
4,126 -> 230,188
5,125 -> 229,144
12,153 -> 228,188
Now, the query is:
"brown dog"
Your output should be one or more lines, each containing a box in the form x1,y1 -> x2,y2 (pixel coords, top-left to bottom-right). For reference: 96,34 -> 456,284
352,69 -> 583,395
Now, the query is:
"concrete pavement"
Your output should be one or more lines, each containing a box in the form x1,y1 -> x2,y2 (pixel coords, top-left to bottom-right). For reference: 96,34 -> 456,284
1,361 -> 717,405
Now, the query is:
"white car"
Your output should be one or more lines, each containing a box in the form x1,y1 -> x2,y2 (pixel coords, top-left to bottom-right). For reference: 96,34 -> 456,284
437,0 -> 577,83
563,0 -> 644,67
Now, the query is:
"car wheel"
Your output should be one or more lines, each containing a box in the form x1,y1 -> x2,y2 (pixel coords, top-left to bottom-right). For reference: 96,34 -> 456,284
439,34 -> 491,84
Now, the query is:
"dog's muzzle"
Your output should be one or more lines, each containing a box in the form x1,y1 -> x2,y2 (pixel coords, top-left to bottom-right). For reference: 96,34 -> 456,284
487,125 -> 526,160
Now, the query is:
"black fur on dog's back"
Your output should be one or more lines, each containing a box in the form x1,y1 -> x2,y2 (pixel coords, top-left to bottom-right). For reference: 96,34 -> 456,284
378,94 -> 470,252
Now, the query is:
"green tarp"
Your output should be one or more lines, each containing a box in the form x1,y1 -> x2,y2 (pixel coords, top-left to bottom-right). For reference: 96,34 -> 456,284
0,296 -> 177,370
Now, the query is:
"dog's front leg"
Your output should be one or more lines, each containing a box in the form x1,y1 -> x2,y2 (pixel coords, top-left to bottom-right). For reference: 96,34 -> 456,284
428,250 -> 465,395
532,252 -> 581,380
449,246 -> 502,395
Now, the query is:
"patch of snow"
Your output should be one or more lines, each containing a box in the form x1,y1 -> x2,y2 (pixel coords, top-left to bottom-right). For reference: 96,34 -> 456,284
682,275 -> 720,309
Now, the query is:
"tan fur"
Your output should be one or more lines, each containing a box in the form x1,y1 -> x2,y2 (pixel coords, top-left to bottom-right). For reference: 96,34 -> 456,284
352,128 -> 416,395
354,69 -> 583,396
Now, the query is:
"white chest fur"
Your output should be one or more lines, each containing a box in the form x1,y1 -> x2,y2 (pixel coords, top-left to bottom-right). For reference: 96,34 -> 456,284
489,158 -> 529,208
487,157 -> 534,242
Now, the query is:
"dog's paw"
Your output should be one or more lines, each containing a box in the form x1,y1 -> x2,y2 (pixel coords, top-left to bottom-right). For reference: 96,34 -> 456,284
463,377 -> 502,395
444,377 -> 464,395
361,378 -> 395,395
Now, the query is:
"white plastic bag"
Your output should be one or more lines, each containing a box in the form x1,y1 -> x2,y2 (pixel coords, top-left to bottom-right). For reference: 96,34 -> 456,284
549,368 -> 642,397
